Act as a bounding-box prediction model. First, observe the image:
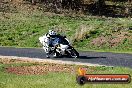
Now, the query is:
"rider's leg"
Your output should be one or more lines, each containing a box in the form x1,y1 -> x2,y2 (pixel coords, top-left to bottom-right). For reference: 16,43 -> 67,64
42,38 -> 51,58
43,46 -> 50,58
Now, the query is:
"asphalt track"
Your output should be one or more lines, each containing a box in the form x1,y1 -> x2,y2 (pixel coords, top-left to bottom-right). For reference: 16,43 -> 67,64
0,47 -> 132,68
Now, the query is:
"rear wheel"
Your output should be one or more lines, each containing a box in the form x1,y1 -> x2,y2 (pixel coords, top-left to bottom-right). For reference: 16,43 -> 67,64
53,49 -> 62,58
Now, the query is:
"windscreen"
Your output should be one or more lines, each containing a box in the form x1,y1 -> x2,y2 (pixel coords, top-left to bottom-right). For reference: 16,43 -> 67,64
52,37 -> 69,46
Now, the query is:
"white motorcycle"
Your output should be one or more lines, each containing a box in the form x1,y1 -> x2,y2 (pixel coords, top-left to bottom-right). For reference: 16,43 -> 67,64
50,36 -> 79,58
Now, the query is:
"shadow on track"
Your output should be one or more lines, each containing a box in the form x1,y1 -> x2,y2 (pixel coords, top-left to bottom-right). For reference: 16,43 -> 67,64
56,56 -> 106,59
78,56 -> 106,59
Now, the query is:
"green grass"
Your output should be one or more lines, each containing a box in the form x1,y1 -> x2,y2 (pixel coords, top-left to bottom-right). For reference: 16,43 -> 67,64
0,4 -> 132,53
0,62 -> 132,88
77,48 -> 132,54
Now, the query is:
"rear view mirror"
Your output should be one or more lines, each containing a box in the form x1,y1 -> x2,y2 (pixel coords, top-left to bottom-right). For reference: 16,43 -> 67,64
63,36 -> 66,38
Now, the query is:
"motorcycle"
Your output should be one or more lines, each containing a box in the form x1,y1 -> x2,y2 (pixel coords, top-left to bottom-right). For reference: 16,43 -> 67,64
49,36 -> 79,58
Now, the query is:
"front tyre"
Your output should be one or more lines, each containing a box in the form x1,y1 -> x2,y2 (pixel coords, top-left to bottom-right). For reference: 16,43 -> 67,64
69,48 -> 79,58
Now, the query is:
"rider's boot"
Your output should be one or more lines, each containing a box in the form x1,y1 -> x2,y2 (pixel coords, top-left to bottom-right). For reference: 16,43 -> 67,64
53,53 -> 57,57
46,53 -> 50,58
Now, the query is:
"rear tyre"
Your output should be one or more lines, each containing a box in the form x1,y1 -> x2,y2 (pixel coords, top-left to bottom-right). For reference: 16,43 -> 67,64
53,51 -> 62,58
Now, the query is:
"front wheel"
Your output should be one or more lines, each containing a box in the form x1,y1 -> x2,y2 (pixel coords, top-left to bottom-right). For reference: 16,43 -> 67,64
69,48 -> 79,58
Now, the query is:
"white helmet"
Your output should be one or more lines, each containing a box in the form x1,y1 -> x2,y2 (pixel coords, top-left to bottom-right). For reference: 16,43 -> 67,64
48,30 -> 56,36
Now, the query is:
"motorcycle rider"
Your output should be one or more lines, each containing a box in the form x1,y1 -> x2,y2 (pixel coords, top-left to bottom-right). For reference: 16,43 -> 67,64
39,29 -> 57,58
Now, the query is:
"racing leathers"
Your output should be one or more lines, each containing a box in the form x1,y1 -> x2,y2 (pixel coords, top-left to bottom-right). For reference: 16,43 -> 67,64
39,33 -> 52,58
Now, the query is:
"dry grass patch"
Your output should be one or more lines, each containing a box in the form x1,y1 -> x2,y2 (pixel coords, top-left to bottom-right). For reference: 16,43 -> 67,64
91,31 -> 132,47
6,64 -> 75,75
72,24 -> 94,42
0,58 -> 32,64
0,58 -> 76,75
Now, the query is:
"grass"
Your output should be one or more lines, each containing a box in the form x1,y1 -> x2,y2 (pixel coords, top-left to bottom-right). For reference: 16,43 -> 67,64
77,47 -> 132,54
0,58 -> 132,88
0,2 -> 132,53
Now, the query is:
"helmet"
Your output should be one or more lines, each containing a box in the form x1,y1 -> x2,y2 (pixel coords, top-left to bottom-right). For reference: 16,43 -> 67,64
48,30 -> 56,36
